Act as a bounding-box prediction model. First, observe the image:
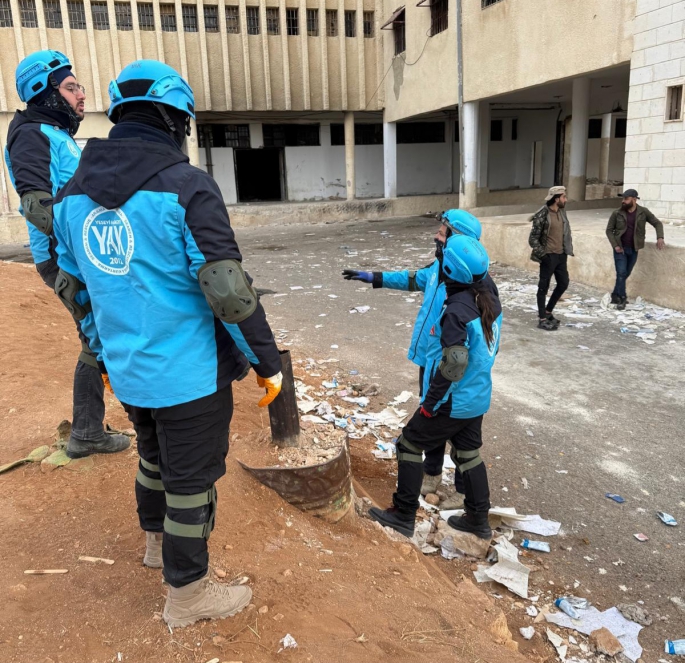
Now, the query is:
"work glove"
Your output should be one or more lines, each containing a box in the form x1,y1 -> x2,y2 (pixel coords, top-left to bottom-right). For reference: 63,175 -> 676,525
257,371 -> 283,407
102,374 -> 114,394
420,406 -> 434,418
342,270 -> 373,283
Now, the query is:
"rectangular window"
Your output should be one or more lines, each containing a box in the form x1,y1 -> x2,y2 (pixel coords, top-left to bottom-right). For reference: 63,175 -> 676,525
266,7 -> 278,34
203,4 -> 218,31
43,0 -> 62,27
614,118 -> 627,138
490,119 -> 503,141
115,2 -> 132,29
325,9 -> 336,36
588,118 -> 602,139
67,0 -> 86,28
430,0 -> 447,36
397,122 -> 445,144
331,123 -> 383,145
306,8 -> 317,35
285,7 -> 297,35
454,120 -> 459,141
393,12 -> 405,55
246,6 -> 258,33
363,10 -> 373,37
198,124 -> 250,148
0,0 -> 13,27
181,4 -> 197,31
19,0 -> 38,27
511,118 -> 518,141
482,0 -> 503,7
263,124 -> 320,146
225,5 -> 239,32
159,3 -> 176,30
91,1 -> 109,29
666,85 -> 683,121
344,9 -> 355,36
137,1 -> 154,29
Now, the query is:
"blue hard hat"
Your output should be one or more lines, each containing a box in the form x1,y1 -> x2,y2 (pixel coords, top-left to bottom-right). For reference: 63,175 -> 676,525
16,50 -> 71,103
441,209 -> 482,241
441,235 -> 489,285
108,60 -> 195,119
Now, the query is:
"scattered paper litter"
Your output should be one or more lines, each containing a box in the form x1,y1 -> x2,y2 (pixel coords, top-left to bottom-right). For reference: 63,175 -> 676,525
527,605 -> 538,617
349,305 -> 371,314
546,606 -> 643,662
342,396 -> 369,407
289,286 -> 303,290
520,626 -> 535,640
483,536 -> 529,599
389,391 -> 414,405
278,634 -> 298,651
301,415 -> 328,425
372,441 -> 396,459
472,564 -> 492,583
546,629 -> 568,660
297,400 -> 319,414
505,513 -> 562,537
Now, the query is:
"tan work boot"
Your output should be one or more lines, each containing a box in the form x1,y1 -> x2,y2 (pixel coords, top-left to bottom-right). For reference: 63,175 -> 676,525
163,575 -> 252,628
421,473 -> 442,496
439,491 -> 465,510
143,532 -> 163,568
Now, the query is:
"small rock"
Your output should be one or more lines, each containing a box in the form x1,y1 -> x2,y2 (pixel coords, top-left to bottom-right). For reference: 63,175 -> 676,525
424,493 -> 440,506
283,569 -> 293,577
211,635 -> 227,645
56,419 -> 72,441
399,544 -> 412,556
589,627 -> 623,657
519,626 -> 535,640
273,613 -> 284,621
64,456 -> 94,472
40,449 -> 71,472
617,603 -> 653,626
152,613 -> 162,622
438,525 -> 491,559
9,583 -> 27,594
246,604 -> 256,612
361,384 -> 380,397
214,569 -> 227,578
258,605 -> 269,614
224,544 -> 233,550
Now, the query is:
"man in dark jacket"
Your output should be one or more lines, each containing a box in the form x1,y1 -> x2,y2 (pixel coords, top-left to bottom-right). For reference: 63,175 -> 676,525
528,186 -> 574,331
606,189 -> 665,310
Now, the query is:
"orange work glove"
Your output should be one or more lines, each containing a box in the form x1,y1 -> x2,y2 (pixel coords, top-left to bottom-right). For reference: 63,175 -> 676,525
256,372 -> 283,407
102,373 -> 114,394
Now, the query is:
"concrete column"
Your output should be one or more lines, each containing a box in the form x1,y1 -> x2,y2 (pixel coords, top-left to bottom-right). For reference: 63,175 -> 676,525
568,77 -> 590,201
186,117 -> 201,167
478,101 -> 489,192
461,101 -> 479,209
344,111 -> 355,200
383,121 -> 397,199
445,117 -> 454,193
599,112 -> 612,184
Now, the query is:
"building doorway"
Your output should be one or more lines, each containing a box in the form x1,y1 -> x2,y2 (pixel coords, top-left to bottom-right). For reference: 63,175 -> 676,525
234,148 -> 284,202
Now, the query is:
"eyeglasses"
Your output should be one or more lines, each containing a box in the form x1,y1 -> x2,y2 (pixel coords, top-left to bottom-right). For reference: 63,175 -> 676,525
62,83 -> 86,95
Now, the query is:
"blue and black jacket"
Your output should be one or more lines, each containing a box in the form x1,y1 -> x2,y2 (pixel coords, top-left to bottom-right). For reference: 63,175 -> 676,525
421,285 -> 503,419
5,106 -> 81,264
52,121 -> 281,408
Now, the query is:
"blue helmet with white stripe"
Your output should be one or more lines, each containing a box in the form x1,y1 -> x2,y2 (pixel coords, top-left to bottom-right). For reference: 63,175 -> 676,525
441,235 -> 489,285
441,209 -> 482,241
107,60 -> 195,119
15,50 -> 71,103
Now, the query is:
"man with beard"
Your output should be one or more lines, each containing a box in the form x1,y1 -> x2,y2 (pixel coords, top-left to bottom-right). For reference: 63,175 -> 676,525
606,189 -> 665,311
529,186 -> 574,331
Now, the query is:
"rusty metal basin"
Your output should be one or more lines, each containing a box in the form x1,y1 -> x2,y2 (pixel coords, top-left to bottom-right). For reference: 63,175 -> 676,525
238,441 -> 353,523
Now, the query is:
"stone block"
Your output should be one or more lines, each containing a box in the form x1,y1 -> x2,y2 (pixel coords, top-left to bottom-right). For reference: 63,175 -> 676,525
671,38 -> 685,58
646,166 -> 673,183
634,27 -> 658,49
676,132 -> 685,148
41,449 -> 71,473
673,0 -> 685,21
639,149 -> 664,167
642,116 -> 668,134
624,151 -> 640,168
653,59 -> 682,80
630,65 -> 654,86
651,132 -> 677,149
436,523 -> 491,559
625,134 -> 651,152
629,84 -> 644,103
671,166 -> 685,183
648,5 -> 674,29
661,183 -> 685,200
663,149 -> 685,166
590,627 -> 623,657
661,0 -> 683,6
638,0 -> 660,13
656,20 -> 684,42
628,100 -> 653,119
638,183 -> 664,199
624,167 -> 647,183
640,80 -> 666,100
645,42 -> 672,64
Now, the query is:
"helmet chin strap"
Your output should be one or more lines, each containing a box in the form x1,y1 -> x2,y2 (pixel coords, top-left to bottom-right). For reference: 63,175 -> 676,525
152,102 -> 191,146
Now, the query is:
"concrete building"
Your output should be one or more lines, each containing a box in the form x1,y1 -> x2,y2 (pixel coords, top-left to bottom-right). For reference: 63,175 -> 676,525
0,0 -> 684,242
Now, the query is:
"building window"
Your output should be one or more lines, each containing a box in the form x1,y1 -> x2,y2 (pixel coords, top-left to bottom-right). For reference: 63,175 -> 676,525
344,9 -> 355,36
263,124 -> 320,146
430,0 -> 447,35
91,1 -> 109,29
666,85 -> 683,121
246,6 -> 258,34
511,118 -> 518,141
490,119 -> 503,141
0,0 -> 13,26
137,2 -> 154,29
266,7 -> 278,34
203,4 -> 218,31
198,124 -> 250,148
397,122 -> 445,144
325,8 -> 336,36
614,118 -> 627,138
331,123 -> 383,145
43,0 -> 62,27
454,120 -> 459,141
19,0 -> 38,27
286,7 -> 297,34
160,3 -> 176,30
115,3 -> 132,30
588,118 -> 602,139
182,4 -> 197,31
482,0 -> 503,7
394,12 -> 405,55
225,5 -> 239,32
363,10 -> 373,37
67,0 -> 86,28
306,7 -> 317,35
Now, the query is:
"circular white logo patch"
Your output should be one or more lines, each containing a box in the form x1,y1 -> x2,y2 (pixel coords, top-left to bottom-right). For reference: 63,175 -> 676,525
67,140 -> 80,158
83,207 -> 134,275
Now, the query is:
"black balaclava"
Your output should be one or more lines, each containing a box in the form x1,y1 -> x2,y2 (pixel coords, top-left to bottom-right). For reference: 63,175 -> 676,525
29,66 -> 82,136
114,100 -> 191,149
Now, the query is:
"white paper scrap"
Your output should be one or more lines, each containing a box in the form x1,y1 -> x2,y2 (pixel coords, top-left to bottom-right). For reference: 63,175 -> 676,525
504,514 -> 561,536
279,634 -> 298,651
520,626 -> 535,640
389,391 -> 414,405
484,536 -> 529,599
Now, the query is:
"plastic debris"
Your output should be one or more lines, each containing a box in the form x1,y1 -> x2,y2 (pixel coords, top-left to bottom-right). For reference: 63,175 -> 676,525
279,634 -> 298,651
520,626 -> 535,640
633,533 -> 649,542
566,597 -> 590,610
349,305 -> 370,314
657,511 -> 677,526
527,605 -> 538,617
665,640 -> 685,655
606,493 -> 625,503
521,539 -> 550,553
546,629 -> 568,660
322,379 -> 338,389
389,391 -> 414,405
555,597 -> 581,619
372,441 -> 396,460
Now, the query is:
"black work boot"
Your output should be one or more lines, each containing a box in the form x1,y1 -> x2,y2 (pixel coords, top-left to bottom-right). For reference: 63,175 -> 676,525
537,318 -> 558,331
545,312 -> 561,327
610,294 -> 620,305
66,432 -> 131,459
447,510 -> 492,540
617,296 -> 627,311
368,506 -> 415,538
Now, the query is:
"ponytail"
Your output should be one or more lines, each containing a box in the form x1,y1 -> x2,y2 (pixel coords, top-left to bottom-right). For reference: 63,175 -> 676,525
470,280 -> 497,347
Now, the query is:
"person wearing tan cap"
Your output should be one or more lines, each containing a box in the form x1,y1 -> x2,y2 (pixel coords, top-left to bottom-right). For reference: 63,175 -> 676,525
528,186 -> 574,331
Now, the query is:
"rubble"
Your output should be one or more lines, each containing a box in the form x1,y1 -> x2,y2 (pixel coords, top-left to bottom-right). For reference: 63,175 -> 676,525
589,627 -> 623,657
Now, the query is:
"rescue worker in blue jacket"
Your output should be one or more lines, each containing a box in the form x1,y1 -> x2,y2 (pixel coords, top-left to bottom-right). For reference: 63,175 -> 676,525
52,60 -> 283,627
368,235 -> 502,540
5,49 -> 129,459
342,210 -> 496,508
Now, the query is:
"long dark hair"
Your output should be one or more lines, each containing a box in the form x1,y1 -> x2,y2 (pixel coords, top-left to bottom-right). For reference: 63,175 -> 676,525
470,279 -> 497,347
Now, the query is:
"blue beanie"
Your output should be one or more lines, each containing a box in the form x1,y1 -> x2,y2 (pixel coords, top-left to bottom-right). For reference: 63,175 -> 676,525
28,65 -> 73,105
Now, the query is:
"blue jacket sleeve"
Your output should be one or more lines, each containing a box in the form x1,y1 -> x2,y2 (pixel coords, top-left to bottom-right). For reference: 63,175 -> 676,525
422,307 -> 468,413
380,263 -> 432,292
179,170 -> 281,378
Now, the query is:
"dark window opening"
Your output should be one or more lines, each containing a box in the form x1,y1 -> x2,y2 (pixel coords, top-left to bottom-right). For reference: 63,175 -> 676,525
43,0 -> 62,27
246,6 -> 259,34
490,119 -> 503,141
263,124 -> 320,147
482,0 -> 504,7
235,148 -> 282,202
204,4 -> 218,31
363,10 -> 373,36
91,2 -> 109,29
115,2 -> 132,30
397,121 -> 445,144
614,118 -> 627,138
198,124 -> 250,148
266,7 -> 279,34
430,0 -> 447,36
19,0 -> 38,27
286,7 -> 297,34
588,118 -> 602,139
67,0 -> 86,28
306,8 -> 317,35
667,85 -> 683,121
225,5 -> 239,31
391,9 -> 405,55
344,9 -> 355,36
137,2 -> 154,29
454,120 -> 459,141
0,0 -> 13,27
182,4 -> 197,31
326,9 -> 337,35
331,123 -> 383,145
160,3 -> 176,30
511,118 -> 518,141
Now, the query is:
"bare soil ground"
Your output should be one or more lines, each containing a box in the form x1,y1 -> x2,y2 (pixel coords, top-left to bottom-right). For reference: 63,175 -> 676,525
0,261 -> 529,663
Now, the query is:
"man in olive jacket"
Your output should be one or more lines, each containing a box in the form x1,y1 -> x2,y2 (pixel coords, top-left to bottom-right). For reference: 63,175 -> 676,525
606,189 -> 665,310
